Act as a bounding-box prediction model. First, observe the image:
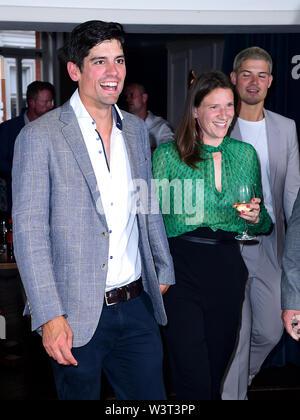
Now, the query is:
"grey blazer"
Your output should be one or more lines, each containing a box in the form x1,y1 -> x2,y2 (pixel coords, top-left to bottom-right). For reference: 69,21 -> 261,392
230,108 -> 300,265
12,101 -> 175,347
281,189 -> 300,309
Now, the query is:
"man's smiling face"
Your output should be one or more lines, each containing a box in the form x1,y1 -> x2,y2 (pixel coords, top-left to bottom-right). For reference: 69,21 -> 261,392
68,39 -> 126,111
231,59 -> 273,106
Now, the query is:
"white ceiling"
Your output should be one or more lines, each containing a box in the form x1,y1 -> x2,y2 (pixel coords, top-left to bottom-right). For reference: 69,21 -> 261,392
0,1 -> 300,26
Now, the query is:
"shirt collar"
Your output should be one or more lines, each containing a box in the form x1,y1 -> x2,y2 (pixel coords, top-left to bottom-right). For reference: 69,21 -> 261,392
112,103 -> 123,131
24,111 -> 30,125
201,136 -> 230,155
70,88 -> 123,131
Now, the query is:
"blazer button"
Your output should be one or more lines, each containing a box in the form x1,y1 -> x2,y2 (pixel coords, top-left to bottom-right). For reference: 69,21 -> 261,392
28,302 -> 33,316
101,263 -> 107,270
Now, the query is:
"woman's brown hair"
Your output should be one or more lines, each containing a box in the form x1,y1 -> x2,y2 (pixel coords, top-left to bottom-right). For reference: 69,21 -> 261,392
175,70 -> 234,168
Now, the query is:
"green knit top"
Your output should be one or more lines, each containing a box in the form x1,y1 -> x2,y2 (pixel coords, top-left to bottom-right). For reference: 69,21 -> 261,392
152,136 -> 273,238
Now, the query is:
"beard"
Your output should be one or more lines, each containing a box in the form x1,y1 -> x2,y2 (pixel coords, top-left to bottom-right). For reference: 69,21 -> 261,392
238,86 -> 267,106
239,92 -> 266,106
243,97 -> 262,106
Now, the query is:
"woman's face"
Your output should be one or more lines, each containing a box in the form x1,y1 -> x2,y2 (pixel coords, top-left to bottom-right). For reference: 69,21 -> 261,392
193,87 -> 234,145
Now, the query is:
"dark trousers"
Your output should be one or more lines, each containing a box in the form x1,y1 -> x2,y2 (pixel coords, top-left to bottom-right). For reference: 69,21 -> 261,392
51,291 -> 166,400
163,229 -> 247,400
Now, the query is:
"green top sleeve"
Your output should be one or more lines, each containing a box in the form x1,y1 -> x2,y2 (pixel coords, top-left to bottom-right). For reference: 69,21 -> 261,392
152,137 -> 273,238
243,144 -> 271,235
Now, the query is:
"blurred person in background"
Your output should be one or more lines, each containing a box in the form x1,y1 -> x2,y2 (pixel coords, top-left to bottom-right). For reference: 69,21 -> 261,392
0,80 -> 55,214
124,82 -> 174,151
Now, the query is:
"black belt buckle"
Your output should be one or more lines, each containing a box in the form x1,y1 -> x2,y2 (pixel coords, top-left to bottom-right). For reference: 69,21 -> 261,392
104,292 -> 113,306
104,290 -> 118,306
125,286 -> 131,301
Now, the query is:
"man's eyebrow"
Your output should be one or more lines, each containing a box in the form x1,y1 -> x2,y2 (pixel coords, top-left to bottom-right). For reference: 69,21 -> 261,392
240,69 -> 269,75
89,56 -> 105,62
89,54 -> 125,62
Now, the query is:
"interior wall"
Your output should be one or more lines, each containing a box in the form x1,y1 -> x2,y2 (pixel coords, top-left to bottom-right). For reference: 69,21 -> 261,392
167,36 -> 225,128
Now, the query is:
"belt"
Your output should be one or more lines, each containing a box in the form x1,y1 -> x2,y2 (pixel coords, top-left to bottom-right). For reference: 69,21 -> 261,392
104,278 -> 143,306
179,234 -> 236,245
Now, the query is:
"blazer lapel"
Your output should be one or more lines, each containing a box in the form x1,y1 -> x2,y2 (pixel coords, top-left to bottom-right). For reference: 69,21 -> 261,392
122,117 -> 144,181
59,101 -> 108,227
122,115 -> 150,225
229,118 -> 242,141
264,109 -> 280,192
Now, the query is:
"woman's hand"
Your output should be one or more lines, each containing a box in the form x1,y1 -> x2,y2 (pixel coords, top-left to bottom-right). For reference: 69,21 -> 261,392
238,197 -> 261,224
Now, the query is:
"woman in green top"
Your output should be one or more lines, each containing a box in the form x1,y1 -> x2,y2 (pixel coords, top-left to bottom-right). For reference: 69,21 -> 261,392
152,71 -> 272,400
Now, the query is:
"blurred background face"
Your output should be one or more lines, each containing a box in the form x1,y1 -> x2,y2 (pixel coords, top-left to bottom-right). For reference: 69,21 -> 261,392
29,89 -> 54,117
124,84 -> 147,115
231,59 -> 273,106
194,87 -> 234,144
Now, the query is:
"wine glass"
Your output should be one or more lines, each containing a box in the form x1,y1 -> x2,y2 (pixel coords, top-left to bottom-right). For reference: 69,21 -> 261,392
232,183 -> 256,241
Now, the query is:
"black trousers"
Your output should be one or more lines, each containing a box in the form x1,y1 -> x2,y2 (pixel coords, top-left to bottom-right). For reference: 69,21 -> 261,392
163,228 -> 247,400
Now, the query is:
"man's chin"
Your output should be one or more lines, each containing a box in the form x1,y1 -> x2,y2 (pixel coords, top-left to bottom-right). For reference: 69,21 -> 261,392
243,98 -> 263,106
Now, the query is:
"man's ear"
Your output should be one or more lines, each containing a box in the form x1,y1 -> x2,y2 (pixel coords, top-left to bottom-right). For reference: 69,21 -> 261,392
27,98 -> 34,108
67,61 -> 81,82
268,74 -> 273,89
142,93 -> 148,104
230,71 -> 237,86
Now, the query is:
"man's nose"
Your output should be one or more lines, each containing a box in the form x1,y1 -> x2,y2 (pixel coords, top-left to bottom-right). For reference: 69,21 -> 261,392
106,61 -> 118,75
250,73 -> 259,84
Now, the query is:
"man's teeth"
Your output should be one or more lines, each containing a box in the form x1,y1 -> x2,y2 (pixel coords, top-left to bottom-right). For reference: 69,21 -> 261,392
101,82 -> 117,87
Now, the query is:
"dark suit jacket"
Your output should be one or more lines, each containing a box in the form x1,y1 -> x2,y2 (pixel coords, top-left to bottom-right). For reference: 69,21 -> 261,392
0,114 -> 25,213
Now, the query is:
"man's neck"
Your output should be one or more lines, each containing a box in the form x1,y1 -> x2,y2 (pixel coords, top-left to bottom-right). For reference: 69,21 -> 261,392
136,108 -> 148,121
26,109 -> 38,122
237,101 -> 264,122
92,108 -> 113,139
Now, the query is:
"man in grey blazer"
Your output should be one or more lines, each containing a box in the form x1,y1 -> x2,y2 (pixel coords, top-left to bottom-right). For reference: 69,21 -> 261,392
222,46 -> 300,400
12,20 -> 175,400
282,189 -> 300,339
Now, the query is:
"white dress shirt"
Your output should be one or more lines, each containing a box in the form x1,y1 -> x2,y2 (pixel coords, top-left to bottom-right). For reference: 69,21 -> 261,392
70,89 -> 141,291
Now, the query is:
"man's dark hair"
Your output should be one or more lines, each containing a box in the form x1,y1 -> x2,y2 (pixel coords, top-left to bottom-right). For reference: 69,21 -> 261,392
26,81 -> 55,104
66,20 -> 125,71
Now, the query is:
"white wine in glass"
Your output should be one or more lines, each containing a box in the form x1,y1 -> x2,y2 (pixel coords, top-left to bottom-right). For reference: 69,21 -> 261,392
233,183 -> 256,241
